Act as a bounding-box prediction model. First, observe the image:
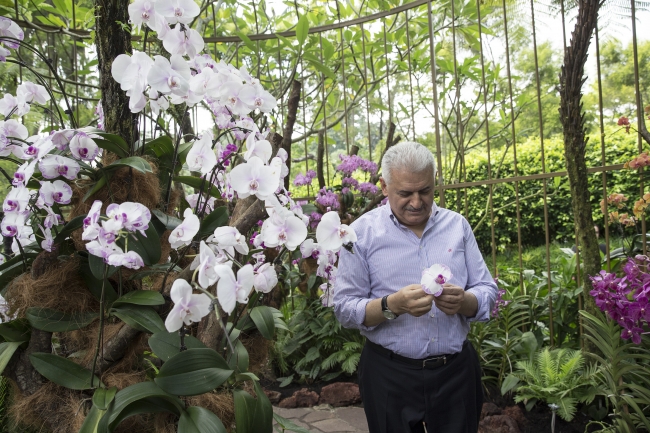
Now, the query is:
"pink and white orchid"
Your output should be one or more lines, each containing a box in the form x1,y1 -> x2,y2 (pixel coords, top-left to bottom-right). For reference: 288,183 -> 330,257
192,241 -> 219,289
16,81 -> 50,105
253,263 -> 278,293
164,279 -> 212,332
421,263 -> 452,297
168,207 -> 200,248
82,200 -> 103,241
155,0 -> 200,25
12,160 -> 36,186
69,132 -> 101,161
212,226 -> 248,255
162,25 -> 204,58
39,180 -> 73,206
38,155 -> 81,180
260,206 -> 308,251
147,55 -> 191,96
128,0 -> 164,32
315,211 -> 357,253
243,134 -> 272,163
107,251 -> 145,269
186,130 -> 217,175
215,264 -> 254,314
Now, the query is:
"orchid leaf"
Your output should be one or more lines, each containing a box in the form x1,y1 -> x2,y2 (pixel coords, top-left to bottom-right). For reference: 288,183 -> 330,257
148,331 -> 206,362
155,348 -> 233,396
79,256 -> 118,303
111,304 -> 165,334
0,342 -> 21,375
198,206 -> 229,237
233,382 -> 273,433
119,223 -> 161,266
112,290 -> 165,307
95,138 -> 129,158
0,319 -> 31,343
295,14 -> 309,46
53,214 -> 85,245
26,307 -> 98,332
151,209 -> 183,231
29,352 -> 103,390
82,175 -> 108,202
105,157 -> 152,174
92,386 -> 118,410
249,306 -> 275,340
78,405 -> 106,433
173,176 -> 221,199
178,406 -> 227,433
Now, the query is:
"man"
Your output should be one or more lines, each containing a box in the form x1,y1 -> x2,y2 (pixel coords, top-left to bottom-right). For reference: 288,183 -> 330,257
333,141 -> 498,433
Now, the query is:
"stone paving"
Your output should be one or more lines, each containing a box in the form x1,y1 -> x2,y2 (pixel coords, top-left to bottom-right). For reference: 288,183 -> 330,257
273,404 -> 369,433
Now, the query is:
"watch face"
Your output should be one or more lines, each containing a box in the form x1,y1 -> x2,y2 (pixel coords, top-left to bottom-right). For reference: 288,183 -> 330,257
382,310 -> 397,320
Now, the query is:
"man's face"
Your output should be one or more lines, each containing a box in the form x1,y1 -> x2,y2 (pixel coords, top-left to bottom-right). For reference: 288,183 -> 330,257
380,166 -> 435,230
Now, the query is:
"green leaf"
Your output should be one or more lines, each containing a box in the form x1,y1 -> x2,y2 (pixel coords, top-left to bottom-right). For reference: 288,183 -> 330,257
233,382 -> 273,433
78,405 -> 106,433
82,175 -> 108,202
155,348 -> 233,396
26,308 -> 99,332
501,374 -> 519,395
29,352 -> 103,390
104,157 -> 153,174
227,340 -> 249,373
0,253 -> 38,296
307,58 -> 336,80
111,304 -> 165,334
148,331 -> 207,362
144,136 -> 174,159
273,413 -> 311,433
249,306 -> 275,340
93,387 -> 118,410
178,406 -> 227,433
80,257 -> 118,303
0,341 -> 21,375
94,138 -> 129,158
295,14 -> 309,46
0,319 -> 31,343
173,176 -> 221,199
152,209 -> 182,231
113,290 -> 165,307
120,223 -> 161,266
198,206 -> 229,237
235,31 -> 257,51
53,215 -> 85,245
88,253 -> 117,280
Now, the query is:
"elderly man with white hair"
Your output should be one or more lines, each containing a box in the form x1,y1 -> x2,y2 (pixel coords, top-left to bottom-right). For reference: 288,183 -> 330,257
334,141 -> 498,433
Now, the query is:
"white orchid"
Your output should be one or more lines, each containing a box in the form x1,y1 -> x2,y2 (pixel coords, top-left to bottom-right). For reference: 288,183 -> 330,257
155,0 -> 200,25
12,160 -> 36,186
16,81 -> 50,105
82,200 -> 103,241
191,241 -> 219,289
239,84 -> 276,113
260,206 -> 308,251
50,129 -> 75,150
315,211 -> 357,253
243,134 -> 272,163
1,212 -> 26,237
0,119 -> 28,150
38,155 -> 81,180
107,251 -> 145,269
3,186 -> 30,214
104,202 -> 151,235
147,55 -> 191,96
11,225 -> 35,254
186,130 -> 216,175
39,225 -> 54,252
69,132 -> 101,161
17,136 -> 54,161
0,94 -> 28,118
253,263 -> 278,293
148,90 -> 169,115
164,279 -> 212,332
230,156 -> 278,200
168,208 -> 200,249
421,263 -> 452,297
212,226 -> 248,255
0,17 -> 24,49
128,0 -> 164,32
215,264 -> 254,314
86,236 -> 123,262
300,239 -> 321,259
186,193 -> 215,214
162,25 -> 204,58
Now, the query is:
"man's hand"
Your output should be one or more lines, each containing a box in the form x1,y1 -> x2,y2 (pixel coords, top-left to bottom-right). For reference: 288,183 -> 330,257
434,284 -> 478,317
388,284 -> 435,317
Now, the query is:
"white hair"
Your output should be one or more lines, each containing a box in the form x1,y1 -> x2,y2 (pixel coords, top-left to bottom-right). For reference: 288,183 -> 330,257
381,141 -> 436,185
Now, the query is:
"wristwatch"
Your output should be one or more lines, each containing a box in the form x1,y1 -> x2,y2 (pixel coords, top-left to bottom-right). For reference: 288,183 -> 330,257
381,295 -> 398,320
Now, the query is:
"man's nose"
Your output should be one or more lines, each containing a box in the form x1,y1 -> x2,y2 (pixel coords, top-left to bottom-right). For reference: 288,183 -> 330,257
410,194 -> 422,208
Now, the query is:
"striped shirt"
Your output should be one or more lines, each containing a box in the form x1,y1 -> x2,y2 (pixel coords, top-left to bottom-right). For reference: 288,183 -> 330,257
333,201 -> 498,359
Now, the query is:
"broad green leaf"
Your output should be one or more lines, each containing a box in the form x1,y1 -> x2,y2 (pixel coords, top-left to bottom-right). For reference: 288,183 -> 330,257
155,348 -> 233,396
105,157 -> 153,174
82,175 -> 108,202
113,290 -> 165,307
198,206 -> 229,237
233,382 -> 272,433
88,253 -> 117,280
148,331 -> 207,362
0,318 -> 31,343
151,209 -> 183,231
93,387 -> 118,410
295,14 -> 309,46
235,31 -> 256,51
0,341 -> 21,375
144,135 -> 174,158
227,339 -> 249,373
178,406 -> 227,433
173,176 -> 221,199
307,58 -> 336,80
119,223 -> 161,266
501,374 -> 519,395
53,215 -> 85,245
26,308 -> 98,332
78,405 -> 106,433
94,138 -> 129,159
111,304 -> 165,334
29,352 -> 103,390
249,306 -> 275,340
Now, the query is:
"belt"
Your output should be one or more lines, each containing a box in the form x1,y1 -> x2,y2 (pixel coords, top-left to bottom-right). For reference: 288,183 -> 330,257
366,340 -> 464,370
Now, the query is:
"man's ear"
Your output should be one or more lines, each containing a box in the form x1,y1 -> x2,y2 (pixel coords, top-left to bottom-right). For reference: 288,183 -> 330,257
379,177 -> 389,196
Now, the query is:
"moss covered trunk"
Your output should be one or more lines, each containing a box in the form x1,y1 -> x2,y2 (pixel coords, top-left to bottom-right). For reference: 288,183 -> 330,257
559,0 -> 601,316
94,0 -> 136,145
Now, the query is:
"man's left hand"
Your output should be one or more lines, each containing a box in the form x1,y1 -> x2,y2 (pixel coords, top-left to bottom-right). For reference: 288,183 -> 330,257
433,284 -> 465,315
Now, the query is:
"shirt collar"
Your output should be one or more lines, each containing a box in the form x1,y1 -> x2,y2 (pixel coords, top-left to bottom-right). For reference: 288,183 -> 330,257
385,201 -> 439,232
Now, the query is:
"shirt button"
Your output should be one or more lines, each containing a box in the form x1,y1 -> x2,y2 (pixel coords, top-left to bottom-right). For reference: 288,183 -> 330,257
431,338 -> 435,342
430,312 -> 435,318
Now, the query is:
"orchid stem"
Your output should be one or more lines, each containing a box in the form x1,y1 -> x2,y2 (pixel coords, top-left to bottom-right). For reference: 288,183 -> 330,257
90,265 -> 108,388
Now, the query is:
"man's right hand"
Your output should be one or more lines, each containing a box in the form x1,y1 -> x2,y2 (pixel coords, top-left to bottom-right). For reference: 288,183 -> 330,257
388,284 -> 435,317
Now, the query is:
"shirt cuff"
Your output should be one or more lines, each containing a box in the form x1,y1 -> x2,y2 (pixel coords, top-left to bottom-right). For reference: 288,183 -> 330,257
353,297 -> 380,332
465,288 -> 490,323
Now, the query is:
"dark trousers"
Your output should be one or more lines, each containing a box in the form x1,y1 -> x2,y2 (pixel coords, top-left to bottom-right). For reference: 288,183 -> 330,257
358,341 -> 483,433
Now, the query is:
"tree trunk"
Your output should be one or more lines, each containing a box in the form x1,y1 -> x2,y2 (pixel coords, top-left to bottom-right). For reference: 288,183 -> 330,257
559,0 -> 601,316
94,0 -> 136,145
281,80 -> 302,190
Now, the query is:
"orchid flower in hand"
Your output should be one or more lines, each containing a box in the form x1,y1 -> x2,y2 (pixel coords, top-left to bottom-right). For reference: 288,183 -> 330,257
421,264 -> 452,297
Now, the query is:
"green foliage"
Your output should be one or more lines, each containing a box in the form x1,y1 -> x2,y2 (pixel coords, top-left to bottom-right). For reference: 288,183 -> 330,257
581,311 -> 650,432
272,298 -> 364,386
502,347 -> 598,422
448,130 -> 641,252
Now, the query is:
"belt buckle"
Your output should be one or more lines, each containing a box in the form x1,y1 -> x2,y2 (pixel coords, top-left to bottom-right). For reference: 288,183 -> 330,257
422,355 -> 446,368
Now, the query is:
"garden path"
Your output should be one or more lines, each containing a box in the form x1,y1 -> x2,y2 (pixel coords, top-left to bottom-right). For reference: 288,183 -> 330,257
273,405 -> 369,432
